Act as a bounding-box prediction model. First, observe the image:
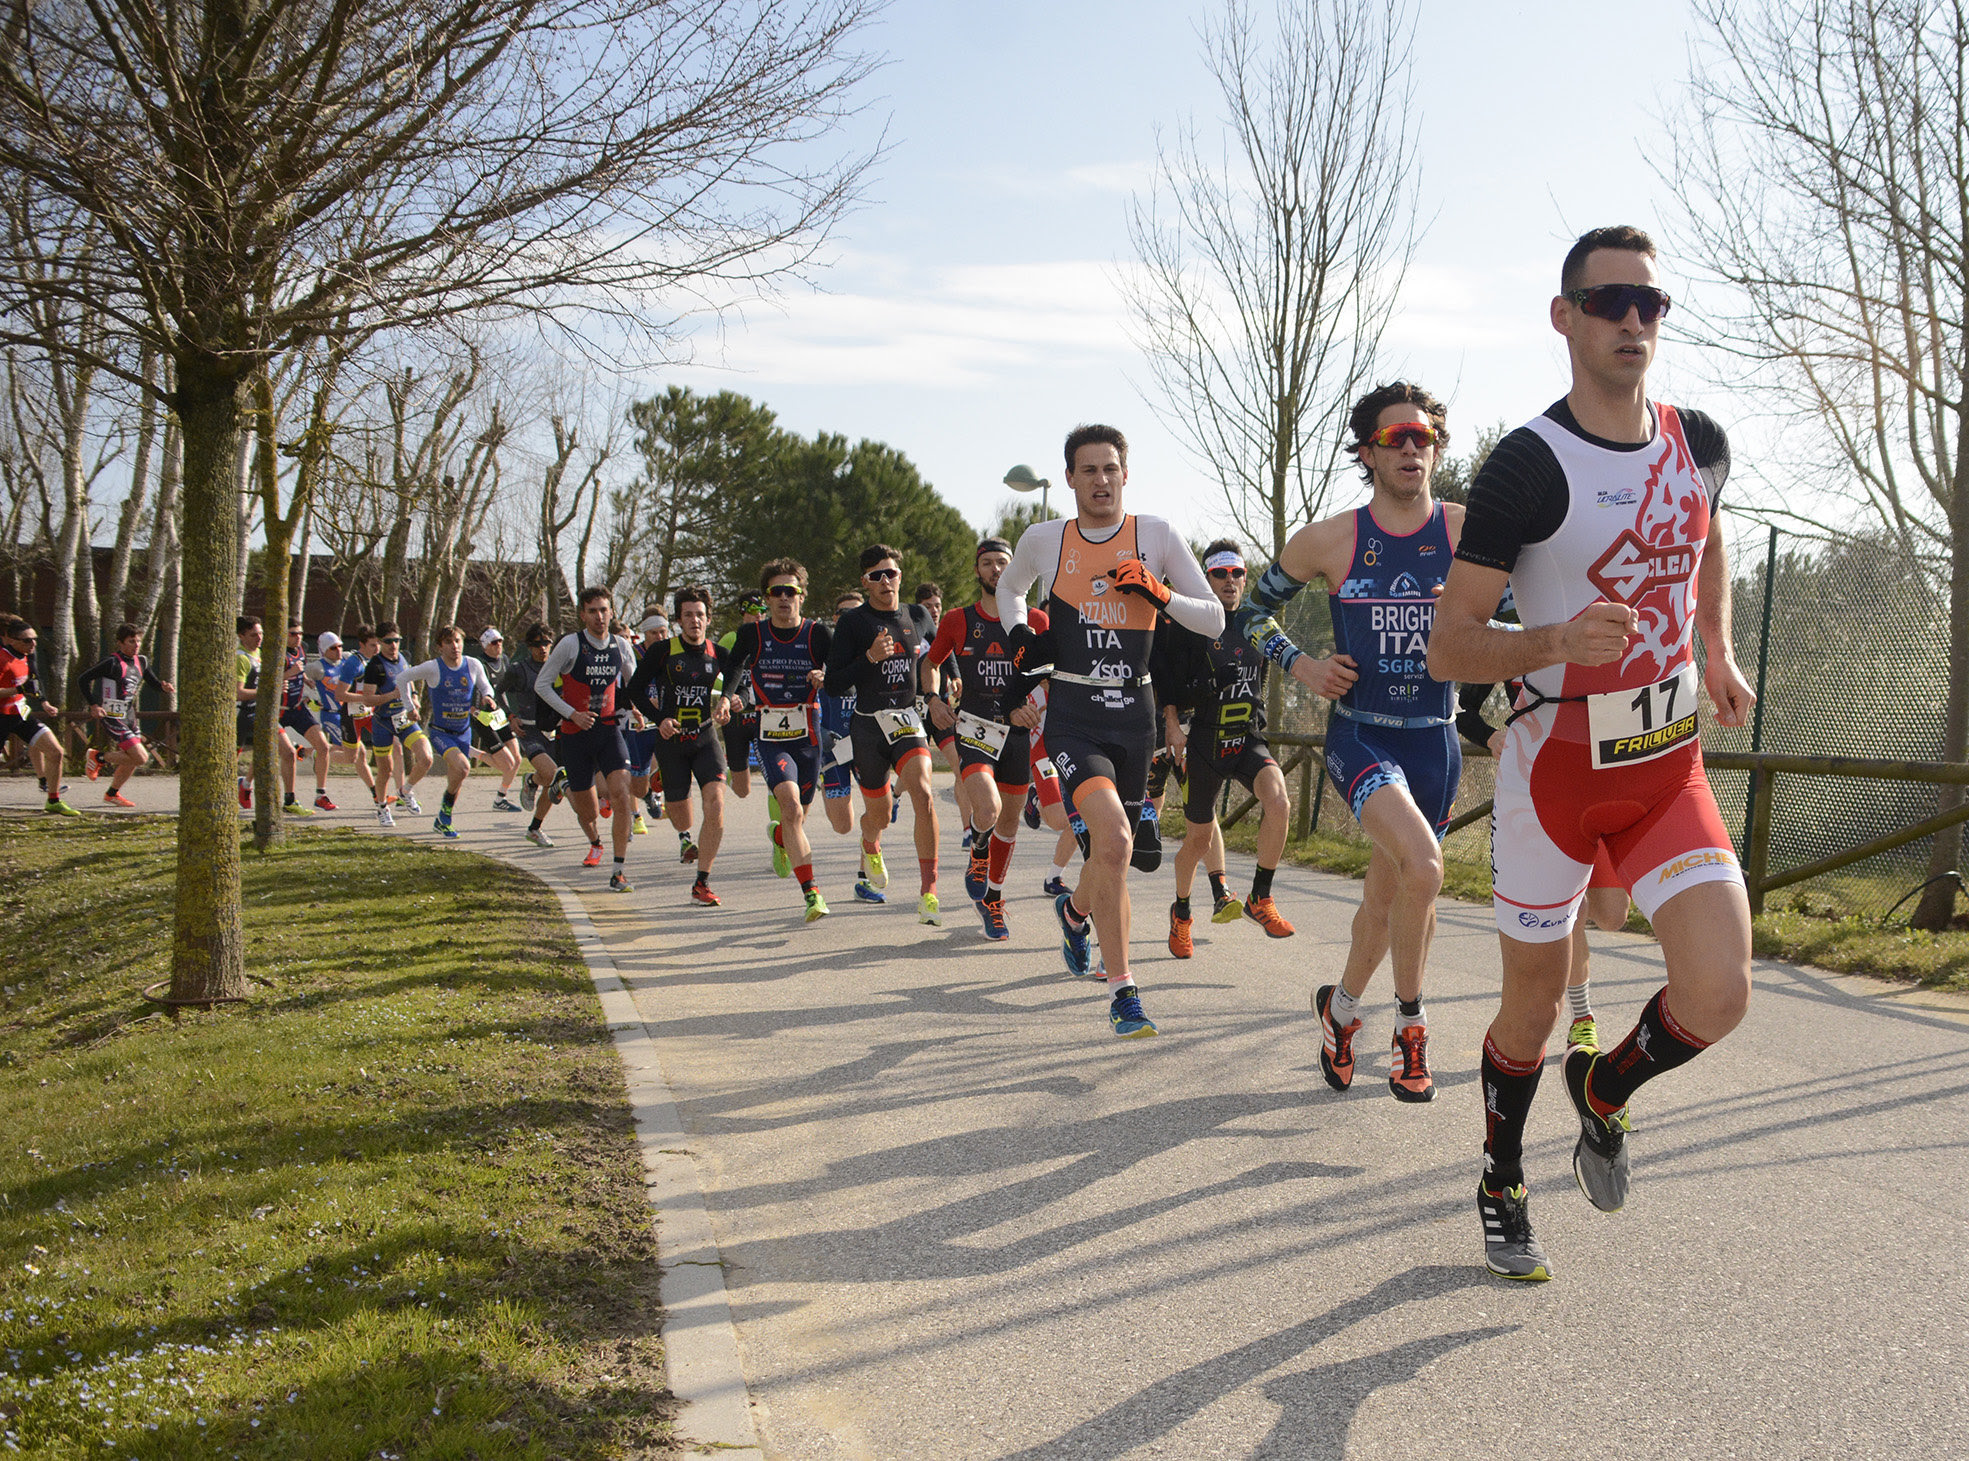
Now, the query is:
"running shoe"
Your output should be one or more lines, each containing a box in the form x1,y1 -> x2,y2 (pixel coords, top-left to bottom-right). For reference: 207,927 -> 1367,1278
1042,873 -> 1070,899
599,796 -> 611,818
314,791 -> 338,811
1211,892 -> 1244,924
960,826 -> 975,853
1244,896 -> 1295,938
582,843 -> 604,868
1023,786 -> 1040,830
631,813 -> 648,836
1109,984 -> 1159,1039
679,834 -> 698,864
284,799 -> 314,818
861,847 -> 888,890
1389,1023 -> 1436,1103
609,869 -> 633,893
768,799 -> 790,878
524,827 -> 554,848
1055,892 -> 1092,977
1168,904 -> 1193,959
237,779 -> 251,809
852,879 -> 887,904
401,790 -> 422,815
103,791 -> 136,808
1313,984 -> 1361,1091
375,803 -> 395,828
644,792 -> 662,819
1564,1048 -> 1632,1213
45,798 -> 79,817
691,881 -> 721,907
1478,1180 -> 1551,1281
804,890 -> 830,923
978,895 -> 1008,941
520,774 -> 536,812
1566,1014 -> 1599,1054
492,791 -> 522,813
918,892 -> 940,926
85,748 -> 102,781
433,810 -> 458,839
963,846 -> 989,903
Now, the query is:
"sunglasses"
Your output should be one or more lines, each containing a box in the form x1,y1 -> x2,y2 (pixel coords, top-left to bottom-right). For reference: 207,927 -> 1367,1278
766,585 -> 802,599
1565,283 -> 1671,324
380,637 -> 401,644
1366,423 -> 1441,450
1207,566 -> 1247,581
864,568 -> 900,582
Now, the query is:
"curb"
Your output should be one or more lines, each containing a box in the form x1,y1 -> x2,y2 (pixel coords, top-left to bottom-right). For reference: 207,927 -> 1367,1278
494,851 -> 764,1459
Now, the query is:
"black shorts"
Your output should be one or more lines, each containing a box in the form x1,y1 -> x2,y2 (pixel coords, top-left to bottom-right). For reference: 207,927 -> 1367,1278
656,732 -> 727,801
722,714 -> 758,771
517,728 -> 557,764
757,736 -> 821,805
96,715 -> 142,749
558,722 -> 630,793
850,713 -> 930,793
235,709 -> 256,750
1,707 -> 52,752
956,723 -> 1033,791
280,704 -> 319,737
470,716 -> 518,755
1045,707 -> 1153,817
1183,736 -> 1279,823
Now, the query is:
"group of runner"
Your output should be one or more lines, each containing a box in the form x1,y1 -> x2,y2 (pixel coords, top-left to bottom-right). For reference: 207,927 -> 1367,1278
2,226 -> 1755,1286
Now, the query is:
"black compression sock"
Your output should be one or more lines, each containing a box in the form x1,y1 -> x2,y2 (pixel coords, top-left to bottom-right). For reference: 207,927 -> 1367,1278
441,790 -> 456,810
1398,996 -> 1423,1019
694,871 -> 709,887
1481,1034 -> 1543,1193
1252,865 -> 1275,900
1589,988 -> 1711,1111
528,817 -> 544,832
1172,896 -> 1191,919
1208,871 -> 1229,901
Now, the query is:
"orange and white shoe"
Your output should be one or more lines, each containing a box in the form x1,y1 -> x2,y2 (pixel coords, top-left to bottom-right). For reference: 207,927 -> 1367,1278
581,843 -> 604,868
85,748 -> 103,781
1313,984 -> 1361,1091
1167,902 -> 1193,959
1389,1022 -> 1436,1103
1244,895 -> 1295,938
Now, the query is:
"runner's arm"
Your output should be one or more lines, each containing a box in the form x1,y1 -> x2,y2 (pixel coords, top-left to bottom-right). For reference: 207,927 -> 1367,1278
77,657 -> 113,704
995,523 -> 1055,631
533,637 -> 580,720
924,607 -> 965,668
1144,519 -> 1225,638
625,643 -> 662,724
822,615 -> 868,696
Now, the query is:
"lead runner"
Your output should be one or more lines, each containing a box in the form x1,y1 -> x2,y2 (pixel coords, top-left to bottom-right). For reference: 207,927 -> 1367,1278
996,423 -> 1225,1038
1428,225 -> 1755,1281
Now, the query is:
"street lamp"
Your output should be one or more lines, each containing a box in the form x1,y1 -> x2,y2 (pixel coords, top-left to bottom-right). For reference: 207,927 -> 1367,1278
1003,463 -> 1051,520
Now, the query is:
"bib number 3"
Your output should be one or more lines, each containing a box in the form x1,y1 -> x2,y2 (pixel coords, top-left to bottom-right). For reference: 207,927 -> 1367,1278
1587,664 -> 1699,770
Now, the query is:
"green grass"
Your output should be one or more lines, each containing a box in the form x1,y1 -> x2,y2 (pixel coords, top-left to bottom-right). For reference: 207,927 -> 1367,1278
0,818 -> 675,1459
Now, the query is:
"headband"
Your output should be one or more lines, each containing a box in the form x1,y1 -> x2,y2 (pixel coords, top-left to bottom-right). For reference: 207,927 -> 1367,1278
1203,550 -> 1245,572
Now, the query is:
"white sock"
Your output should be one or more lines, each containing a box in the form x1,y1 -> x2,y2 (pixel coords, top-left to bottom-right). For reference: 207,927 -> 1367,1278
1330,986 -> 1363,1024
1567,982 -> 1594,1021
1050,860 -> 1070,880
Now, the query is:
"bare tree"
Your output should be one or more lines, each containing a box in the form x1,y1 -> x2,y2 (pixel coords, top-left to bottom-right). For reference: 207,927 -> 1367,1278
0,0 -> 880,999
1663,0 -> 1968,930
1124,0 -> 1420,558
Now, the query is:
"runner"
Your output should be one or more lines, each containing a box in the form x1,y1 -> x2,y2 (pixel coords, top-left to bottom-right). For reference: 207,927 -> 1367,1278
77,623 -> 173,807
1157,539 -> 1295,955
1428,225 -> 1753,1281
0,616 -> 75,815
996,424 -> 1225,1037
321,626 -> 390,808
924,537 -> 1053,940
623,612 -> 670,835
232,616 -> 297,812
918,578 -> 976,840
473,628 -> 524,811
536,588 -> 640,890
272,622 -> 331,816
504,623 -> 582,849
1233,382 -> 1466,1101
717,592 -> 764,801
399,625 -> 500,839
727,559 -> 833,922
628,586 -> 733,905
824,544 -> 943,925
1145,721 -> 1242,951
342,621 -> 436,827
309,630 -> 379,807
817,591 -> 888,903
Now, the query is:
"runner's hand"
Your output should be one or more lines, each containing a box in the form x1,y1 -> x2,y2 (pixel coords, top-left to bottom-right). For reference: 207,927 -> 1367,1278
571,709 -> 597,730
1010,704 -> 1041,730
1291,653 -> 1358,699
1106,559 -> 1171,607
1166,725 -> 1187,761
867,629 -> 895,663
712,698 -> 731,726
658,717 -> 679,739
1705,655 -> 1755,728
88,704 -> 104,719
1487,729 -> 1507,756
928,697 -> 955,732
1561,601 -> 1637,666
807,668 -> 826,688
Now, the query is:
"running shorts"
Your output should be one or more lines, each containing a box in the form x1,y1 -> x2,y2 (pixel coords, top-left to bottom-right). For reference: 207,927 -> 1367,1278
1183,735 -> 1278,825
757,738 -> 821,805
2,707 -> 52,751
557,722 -> 630,794
430,723 -> 472,760
280,704 -> 319,737
366,715 -> 426,752
723,714 -> 758,773
1491,726 -> 1741,942
321,721 -> 346,749
622,725 -> 660,777
822,742 -> 853,800
656,733 -> 727,801
517,728 -> 556,764
958,724 -> 1033,792
1028,733 -> 1064,810
849,713 -> 930,794
1323,718 -> 1461,836
236,709 -> 256,750
1044,709 -> 1152,816
98,715 -> 142,751
471,716 -> 518,756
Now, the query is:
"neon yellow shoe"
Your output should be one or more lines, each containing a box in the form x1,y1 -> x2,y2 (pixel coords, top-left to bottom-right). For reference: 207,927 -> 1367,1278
1210,892 -> 1244,924
917,892 -> 940,926
804,890 -> 829,923
861,847 -> 888,890
770,799 -> 791,878
631,813 -> 649,836
1566,1014 -> 1599,1053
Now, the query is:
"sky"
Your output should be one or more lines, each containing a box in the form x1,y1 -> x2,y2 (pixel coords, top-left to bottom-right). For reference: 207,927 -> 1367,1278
651,0 -> 1737,548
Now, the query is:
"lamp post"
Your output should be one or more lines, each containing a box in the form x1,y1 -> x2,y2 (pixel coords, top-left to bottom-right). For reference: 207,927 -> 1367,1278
1002,463 -> 1051,520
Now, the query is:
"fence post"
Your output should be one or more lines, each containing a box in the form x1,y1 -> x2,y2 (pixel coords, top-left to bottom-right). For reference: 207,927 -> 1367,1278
1745,763 -> 1776,914
1739,524 -> 1779,859
1292,751 -> 1312,843
1308,706 -> 1330,834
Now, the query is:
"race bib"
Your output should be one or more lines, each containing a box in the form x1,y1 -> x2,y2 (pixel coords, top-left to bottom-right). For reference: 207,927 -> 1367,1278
831,734 -> 854,766
1587,664 -> 1699,769
757,705 -> 810,741
473,706 -> 509,730
1032,756 -> 1058,782
873,706 -> 924,743
101,697 -> 130,720
953,710 -> 1010,757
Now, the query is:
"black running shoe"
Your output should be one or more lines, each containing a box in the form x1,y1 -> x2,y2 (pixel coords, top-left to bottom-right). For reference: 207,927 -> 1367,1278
1563,1048 -> 1631,1213
1478,1179 -> 1551,1281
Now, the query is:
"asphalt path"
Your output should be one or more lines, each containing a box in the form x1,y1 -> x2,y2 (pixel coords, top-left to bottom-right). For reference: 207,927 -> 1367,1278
32,769 -> 1969,1459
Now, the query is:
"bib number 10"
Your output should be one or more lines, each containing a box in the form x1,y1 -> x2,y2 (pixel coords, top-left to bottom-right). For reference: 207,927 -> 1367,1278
1586,664 -> 1699,770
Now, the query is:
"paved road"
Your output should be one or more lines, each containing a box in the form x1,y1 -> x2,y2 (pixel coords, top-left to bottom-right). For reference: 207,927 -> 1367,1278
32,771 -> 1969,1459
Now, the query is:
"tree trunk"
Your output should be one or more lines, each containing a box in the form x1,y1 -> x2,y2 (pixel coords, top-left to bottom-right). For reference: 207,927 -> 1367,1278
249,378 -> 289,850
169,354 -> 248,1002
107,348 -> 159,627
1912,497 -> 1969,930
47,444 -> 83,707
291,494 -> 314,624
136,410 -> 181,652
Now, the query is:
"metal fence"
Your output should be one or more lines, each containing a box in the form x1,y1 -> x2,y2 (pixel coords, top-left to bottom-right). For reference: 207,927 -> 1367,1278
1249,526 -> 1960,921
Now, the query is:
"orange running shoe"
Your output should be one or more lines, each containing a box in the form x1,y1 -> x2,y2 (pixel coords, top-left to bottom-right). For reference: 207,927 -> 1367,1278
104,790 -> 136,808
1168,902 -> 1193,959
691,881 -> 721,907
1389,1022 -> 1436,1103
1244,895 -> 1295,938
85,748 -> 102,781
1313,984 -> 1361,1091
581,843 -> 604,868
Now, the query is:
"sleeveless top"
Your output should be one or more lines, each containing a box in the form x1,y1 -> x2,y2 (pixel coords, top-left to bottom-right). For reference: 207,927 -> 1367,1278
430,658 -> 479,729
1327,502 -> 1454,727
749,620 -> 821,708
1045,517 -> 1159,722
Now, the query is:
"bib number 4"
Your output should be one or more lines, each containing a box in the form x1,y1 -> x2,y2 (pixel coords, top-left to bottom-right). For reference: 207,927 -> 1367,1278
1587,664 -> 1699,769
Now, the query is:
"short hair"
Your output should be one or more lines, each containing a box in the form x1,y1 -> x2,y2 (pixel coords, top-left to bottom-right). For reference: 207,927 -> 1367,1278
759,558 -> 808,592
114,622 -> 139,642
1201,537 -> 1244,563
376,620 -> 400,639
859,543 -> 901,574
913,582 -> 941,603
435,624 -> 463,645
524,621 -> 552,646
1,616 -> 27,638
352,623 -> 376,643
1347,381 -> 1449,482
1064,423 -> 1128,473
1561,224 -> 1657,293
287,619 -> 303,630
674,584 -> 712,613
835,591 -> 864,610
236,615 -> 261,634
578,585 -> 612,609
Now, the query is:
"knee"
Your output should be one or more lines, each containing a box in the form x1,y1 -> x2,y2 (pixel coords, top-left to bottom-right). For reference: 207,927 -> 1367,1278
1398,841 -> 1444,894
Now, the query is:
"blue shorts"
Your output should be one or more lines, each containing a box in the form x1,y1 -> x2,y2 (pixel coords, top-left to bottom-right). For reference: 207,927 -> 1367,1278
366,716 -> 427,752
1323,718 -> 1462,838
558,723 -> 630,794
320,721 -> 346,748
622,726 -> 660,777
758,737 -> 821,805
280,704 -> 319,736
431,723 -> 473,760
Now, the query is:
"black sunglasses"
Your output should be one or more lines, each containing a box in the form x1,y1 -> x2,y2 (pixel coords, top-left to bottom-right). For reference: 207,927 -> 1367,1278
380,636 -> 402,644
1565,284 -> 1671,325
1207,567 -> 1247,581
766,585 -> 802,598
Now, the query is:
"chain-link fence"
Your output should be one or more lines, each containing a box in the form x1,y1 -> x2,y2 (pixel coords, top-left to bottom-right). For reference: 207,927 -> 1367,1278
1245,526 -> 1961,922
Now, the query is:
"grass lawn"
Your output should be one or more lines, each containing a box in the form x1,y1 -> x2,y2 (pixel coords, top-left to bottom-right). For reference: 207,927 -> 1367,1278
0,818 -> 675,1459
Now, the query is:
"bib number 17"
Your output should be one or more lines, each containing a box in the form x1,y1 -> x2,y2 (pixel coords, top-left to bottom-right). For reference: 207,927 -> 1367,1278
1586,664 -> 1699,769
